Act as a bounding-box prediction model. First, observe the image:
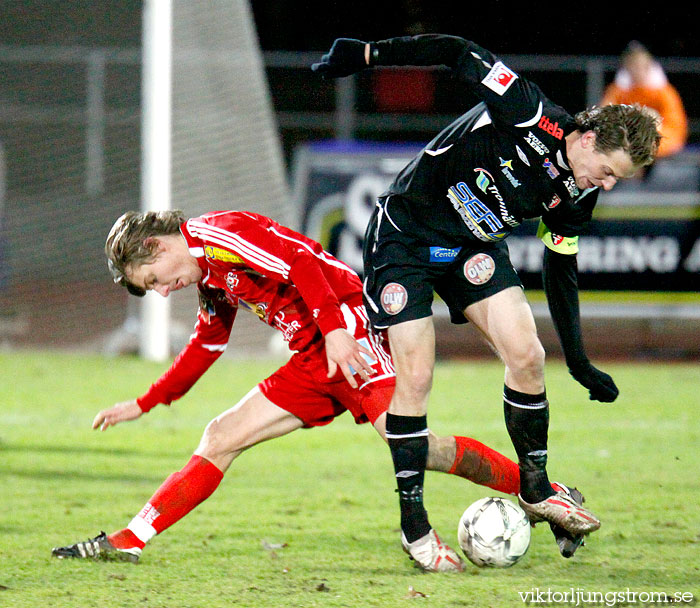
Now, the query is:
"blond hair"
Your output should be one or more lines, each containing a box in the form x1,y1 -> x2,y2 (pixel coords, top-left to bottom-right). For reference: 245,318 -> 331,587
105,209 -> 187,296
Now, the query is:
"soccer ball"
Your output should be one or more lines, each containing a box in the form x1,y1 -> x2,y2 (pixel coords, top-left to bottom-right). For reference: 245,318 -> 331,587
457,497 -> 531,568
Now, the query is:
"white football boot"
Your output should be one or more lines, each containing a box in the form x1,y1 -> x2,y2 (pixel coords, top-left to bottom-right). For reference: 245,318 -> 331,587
519,486 -> 601,536
549,482 -> 587,558
401,529 -> 465,572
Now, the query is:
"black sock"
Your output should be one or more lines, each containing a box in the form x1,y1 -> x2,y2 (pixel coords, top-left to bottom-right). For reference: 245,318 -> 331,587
385,413 -> 431,543
503,385 -> 555,503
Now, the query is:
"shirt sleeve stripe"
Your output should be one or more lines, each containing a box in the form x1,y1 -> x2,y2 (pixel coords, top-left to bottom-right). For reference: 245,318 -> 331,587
189,220 -> 291,278
514,101 -> 543,128
200,343 -> 228,352
267,226 -> 357,275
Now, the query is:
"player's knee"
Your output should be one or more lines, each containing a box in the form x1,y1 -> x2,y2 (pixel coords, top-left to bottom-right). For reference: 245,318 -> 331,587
505,338 -> 545,378
396,364 -> 433,401
198,417 -> 238,460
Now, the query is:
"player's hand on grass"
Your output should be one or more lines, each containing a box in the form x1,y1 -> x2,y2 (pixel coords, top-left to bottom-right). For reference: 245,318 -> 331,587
92,399 -> 143,431
324,328 -> 375,388
568,362 -> 619,403
311,38 -> 369,78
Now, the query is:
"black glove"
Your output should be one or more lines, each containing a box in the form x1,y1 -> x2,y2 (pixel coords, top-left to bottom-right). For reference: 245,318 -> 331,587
568,361 -> 619,403
311,38 -> 368,78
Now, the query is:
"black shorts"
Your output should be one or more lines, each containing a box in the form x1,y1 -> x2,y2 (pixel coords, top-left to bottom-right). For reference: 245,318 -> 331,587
362,196 -> 523,329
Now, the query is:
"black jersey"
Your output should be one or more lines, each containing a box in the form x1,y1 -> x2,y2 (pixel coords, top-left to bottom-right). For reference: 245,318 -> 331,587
372,34 -> 598,244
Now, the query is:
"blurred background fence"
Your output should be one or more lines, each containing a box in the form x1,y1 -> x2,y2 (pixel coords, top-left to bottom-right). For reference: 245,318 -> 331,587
0,1 -> 698,359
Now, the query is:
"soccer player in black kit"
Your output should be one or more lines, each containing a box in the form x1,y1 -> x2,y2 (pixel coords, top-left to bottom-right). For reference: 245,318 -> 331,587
313,34 -> 660,571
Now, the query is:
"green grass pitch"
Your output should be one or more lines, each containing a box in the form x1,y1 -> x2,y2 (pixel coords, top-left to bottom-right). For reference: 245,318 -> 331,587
1,351 -> 698,607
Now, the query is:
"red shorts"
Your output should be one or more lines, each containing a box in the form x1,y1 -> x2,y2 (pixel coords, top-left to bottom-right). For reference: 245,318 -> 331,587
259,302 -> 396,427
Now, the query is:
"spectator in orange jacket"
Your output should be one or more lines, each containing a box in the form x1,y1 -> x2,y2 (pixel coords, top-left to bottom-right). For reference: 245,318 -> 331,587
601,41 -> 688,158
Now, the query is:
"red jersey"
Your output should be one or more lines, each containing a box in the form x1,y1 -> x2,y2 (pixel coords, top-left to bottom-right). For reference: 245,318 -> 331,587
137,211 -> 364,412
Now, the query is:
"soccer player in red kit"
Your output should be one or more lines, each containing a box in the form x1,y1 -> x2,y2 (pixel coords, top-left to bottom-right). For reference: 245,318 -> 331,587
51,210 -> 574,571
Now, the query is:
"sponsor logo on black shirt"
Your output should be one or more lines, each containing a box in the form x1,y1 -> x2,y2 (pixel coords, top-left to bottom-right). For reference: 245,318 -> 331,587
538,116 -> 564,140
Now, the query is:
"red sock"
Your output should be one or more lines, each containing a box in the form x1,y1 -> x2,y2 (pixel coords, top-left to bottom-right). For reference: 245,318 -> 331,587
108,528 -> 145,550
108,455 -> 223,549
448,436 -> 521,496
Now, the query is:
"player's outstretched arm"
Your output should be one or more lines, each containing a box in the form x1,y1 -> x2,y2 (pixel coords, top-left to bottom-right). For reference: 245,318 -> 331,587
311,34 -> 467,78
324,328 -> 375,389
541,244 -> 619,403
92,399 -> 143,431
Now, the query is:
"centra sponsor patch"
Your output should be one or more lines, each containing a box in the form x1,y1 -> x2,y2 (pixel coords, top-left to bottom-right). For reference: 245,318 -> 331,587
204,245 -> 244,264
464,253 -> 495,285
381,282 -> 408,315
429,246 -> 461,262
